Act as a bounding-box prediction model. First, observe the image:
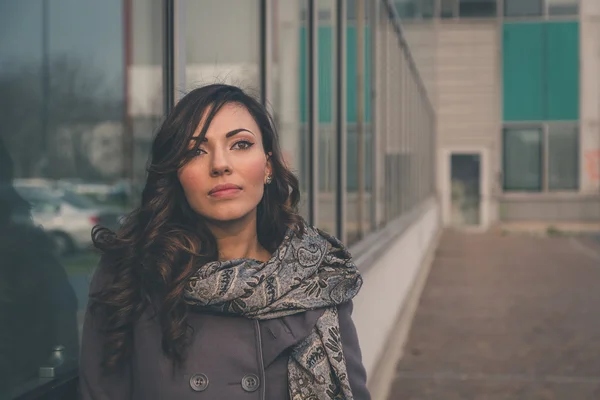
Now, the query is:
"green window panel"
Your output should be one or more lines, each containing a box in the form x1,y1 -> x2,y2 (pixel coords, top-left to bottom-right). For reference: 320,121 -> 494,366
545,22 -> 579,121
346,26 -> 371,124
503,23 -> 545,121
503,21 -> 580,122
299,26 -> 371,124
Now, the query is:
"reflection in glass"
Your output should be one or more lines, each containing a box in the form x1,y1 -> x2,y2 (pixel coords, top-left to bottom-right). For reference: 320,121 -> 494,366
503,128 -> 543,191
271,0 -> 310,219
549,125 -> 579,191
548,0 -> 579,15
184,0 -> 261,93
317,0 -> 338,235
0,138 -> 79,398
504,0 -> 543,17
346,0 -> 371,245
0,0 -> 163,396
459,0 -> 497,18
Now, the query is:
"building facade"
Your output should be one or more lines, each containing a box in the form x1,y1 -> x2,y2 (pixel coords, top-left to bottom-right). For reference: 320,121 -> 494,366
399,0 -> 600,231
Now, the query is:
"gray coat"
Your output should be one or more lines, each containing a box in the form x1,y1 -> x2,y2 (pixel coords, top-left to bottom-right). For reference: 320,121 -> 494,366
79,267 -> 371,400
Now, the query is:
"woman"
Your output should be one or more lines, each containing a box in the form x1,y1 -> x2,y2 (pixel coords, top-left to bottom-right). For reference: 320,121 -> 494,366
80,84 -> 370,399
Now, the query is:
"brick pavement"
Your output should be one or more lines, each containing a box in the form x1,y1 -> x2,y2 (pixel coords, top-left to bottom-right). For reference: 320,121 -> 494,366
388,231 -> 600,400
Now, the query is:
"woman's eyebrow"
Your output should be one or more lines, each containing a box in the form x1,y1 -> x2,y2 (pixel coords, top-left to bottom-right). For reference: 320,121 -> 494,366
225,128 -> 255,138
190,128 -> 255,143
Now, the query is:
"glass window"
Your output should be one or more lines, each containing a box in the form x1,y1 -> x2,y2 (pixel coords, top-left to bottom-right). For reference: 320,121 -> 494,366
316,0 -> 337,235
271,1 -> 310,219
548,0 -> 579,16
459,0 -> 497,17
185,0 -> 261,91
503,128 -> 543,191
364,2 -> 374,236
345,0 -> 371,244
548,125 -> 579,191
504,0 -> 543,17
0,0 -> 163,397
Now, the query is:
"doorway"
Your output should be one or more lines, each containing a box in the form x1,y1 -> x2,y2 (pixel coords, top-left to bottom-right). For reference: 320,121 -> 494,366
442,147 -> 489,230
450,154 -> 481,226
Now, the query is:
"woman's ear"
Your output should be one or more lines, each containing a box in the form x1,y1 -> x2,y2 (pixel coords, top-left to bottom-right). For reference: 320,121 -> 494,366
266,152 -> 273,177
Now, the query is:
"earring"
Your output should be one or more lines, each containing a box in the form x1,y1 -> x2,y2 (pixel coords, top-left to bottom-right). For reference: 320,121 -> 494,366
265,175 -> 272,184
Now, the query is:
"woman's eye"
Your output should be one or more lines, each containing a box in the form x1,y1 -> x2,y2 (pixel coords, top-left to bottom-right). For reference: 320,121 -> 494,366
192,148 -> 206,157
232,140 -> 254,150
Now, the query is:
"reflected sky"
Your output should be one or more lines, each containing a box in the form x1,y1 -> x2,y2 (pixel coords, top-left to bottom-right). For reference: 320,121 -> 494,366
0,0 -> 124,100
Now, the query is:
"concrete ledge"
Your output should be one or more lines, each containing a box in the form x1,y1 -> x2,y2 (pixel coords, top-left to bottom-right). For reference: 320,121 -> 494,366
367,226 -> 442,400
350,199 -> 441,397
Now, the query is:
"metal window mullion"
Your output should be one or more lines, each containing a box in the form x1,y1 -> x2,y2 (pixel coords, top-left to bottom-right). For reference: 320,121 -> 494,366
164,0 -> 176,114
542,124 -> 549,191
308,0 -> 319,226
398,54 -> 405,217
356,0 -> 365,239
260,0 -> 270,105
336,0 -> 347,241
371,0 -> 381,229
174,0 -> 186,102
384,18 -> 391,223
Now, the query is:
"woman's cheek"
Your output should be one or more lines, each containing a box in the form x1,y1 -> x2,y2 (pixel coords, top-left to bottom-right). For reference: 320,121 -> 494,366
179,165 -> 206,198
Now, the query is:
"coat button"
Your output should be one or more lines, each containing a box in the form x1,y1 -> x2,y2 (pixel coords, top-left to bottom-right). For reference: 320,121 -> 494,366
241,374 -> 260,392
190,373 -> 209,391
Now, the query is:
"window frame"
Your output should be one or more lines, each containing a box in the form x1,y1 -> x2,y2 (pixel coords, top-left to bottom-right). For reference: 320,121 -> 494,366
503,126 -> 544,192
458,0 -> 498,18
502,123 -> 580,193
503,0 -> 580,19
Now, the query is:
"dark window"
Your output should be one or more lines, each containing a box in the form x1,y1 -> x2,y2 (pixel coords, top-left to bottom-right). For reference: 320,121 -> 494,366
548,0 -> 579,16
459,0 -> 497,17
504,0 -> 543,17
548,125 -> 579,191
503,128 -> 543,191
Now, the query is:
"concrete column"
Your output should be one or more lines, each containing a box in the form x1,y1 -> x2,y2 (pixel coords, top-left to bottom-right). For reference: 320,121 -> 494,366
580,0 -> 600,193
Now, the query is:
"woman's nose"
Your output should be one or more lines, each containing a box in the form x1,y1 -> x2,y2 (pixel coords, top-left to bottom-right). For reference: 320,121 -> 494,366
209,150 -> 232,177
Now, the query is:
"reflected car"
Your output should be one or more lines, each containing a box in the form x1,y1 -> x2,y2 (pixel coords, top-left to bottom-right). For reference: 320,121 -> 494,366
13,185 -> 124,256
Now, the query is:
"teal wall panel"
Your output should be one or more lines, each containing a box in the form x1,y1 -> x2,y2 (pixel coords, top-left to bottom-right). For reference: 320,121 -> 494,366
503,21 -> 580,122
503,23 -> 545,121
545,22 -> 579,120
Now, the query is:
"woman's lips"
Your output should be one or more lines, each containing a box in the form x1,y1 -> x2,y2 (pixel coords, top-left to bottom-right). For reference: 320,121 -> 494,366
208,184 -> 242,198
209,187 -> 241,198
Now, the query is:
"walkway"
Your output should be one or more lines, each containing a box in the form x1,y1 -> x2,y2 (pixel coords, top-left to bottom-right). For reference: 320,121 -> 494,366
387,231 -> 600,400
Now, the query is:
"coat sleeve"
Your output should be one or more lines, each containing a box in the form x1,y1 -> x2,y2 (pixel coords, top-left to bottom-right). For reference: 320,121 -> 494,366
338,300 -> 371,400
79,263 -> 133,400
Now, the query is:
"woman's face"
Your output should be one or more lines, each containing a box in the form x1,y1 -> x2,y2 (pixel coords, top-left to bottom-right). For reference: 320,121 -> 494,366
177,103 -> 272,223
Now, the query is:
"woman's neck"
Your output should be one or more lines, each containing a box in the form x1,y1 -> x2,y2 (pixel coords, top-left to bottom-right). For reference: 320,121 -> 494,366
207,216 -> 271,262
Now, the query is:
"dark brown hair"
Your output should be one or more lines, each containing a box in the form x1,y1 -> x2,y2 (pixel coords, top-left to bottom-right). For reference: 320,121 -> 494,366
91,84 -> 304,369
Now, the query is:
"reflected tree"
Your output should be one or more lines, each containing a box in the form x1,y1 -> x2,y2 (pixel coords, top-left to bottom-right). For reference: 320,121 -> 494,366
0,54 -> 123,180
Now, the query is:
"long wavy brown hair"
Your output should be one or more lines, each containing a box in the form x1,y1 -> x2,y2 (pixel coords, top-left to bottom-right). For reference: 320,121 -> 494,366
91,84 -> 304,370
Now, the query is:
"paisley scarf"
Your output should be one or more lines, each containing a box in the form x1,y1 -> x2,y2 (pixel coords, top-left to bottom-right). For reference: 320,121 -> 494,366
184,224 -> 363,399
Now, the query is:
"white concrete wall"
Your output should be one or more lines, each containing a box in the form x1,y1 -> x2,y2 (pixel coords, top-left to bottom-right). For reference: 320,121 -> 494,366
434,21 -> 501,228
352,200 -> 440,379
